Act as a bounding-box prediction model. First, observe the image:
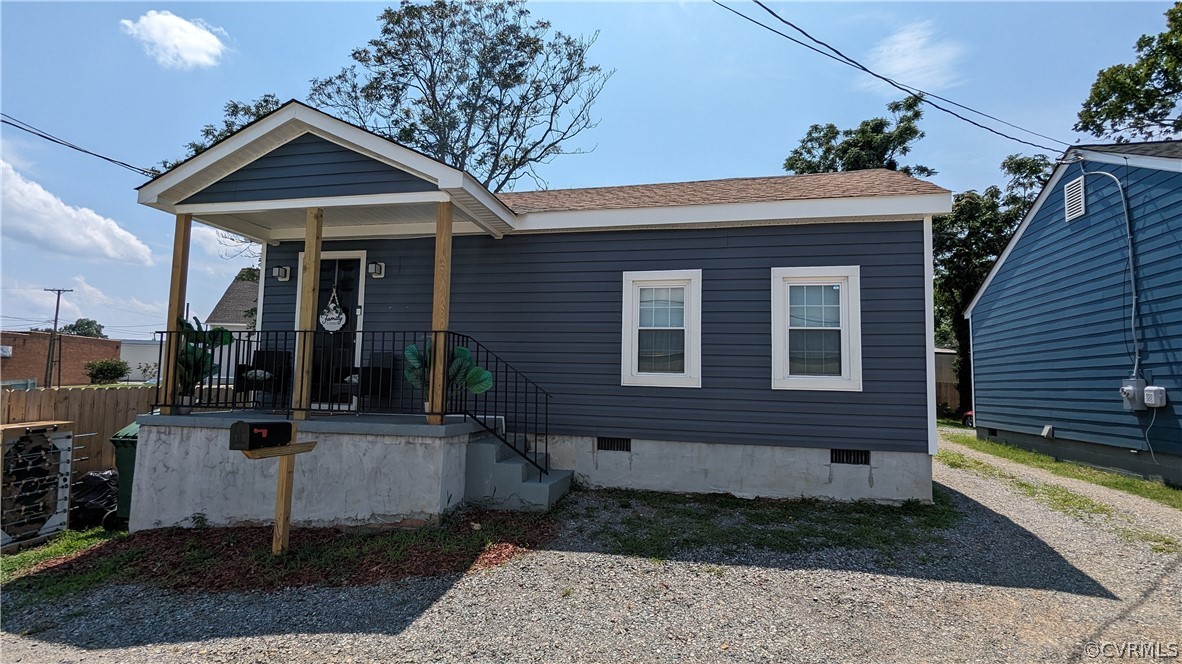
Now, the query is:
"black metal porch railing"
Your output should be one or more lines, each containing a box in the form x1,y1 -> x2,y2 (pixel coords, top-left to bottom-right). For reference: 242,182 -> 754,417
443,332 -> 552,474
152,329 -> 551,474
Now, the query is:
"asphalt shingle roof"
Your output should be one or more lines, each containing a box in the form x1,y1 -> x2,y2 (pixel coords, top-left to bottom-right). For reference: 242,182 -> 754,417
1075,140 -> 1182,159
207,269 -> 258,327
495,169 -> 948,214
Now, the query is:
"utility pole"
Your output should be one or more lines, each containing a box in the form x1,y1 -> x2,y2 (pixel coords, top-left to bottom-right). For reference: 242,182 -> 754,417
42,288 -> 72,388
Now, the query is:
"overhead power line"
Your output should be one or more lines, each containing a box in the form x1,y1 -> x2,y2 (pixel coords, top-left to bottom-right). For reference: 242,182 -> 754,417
0,113 -> 155,177
713,1 -> 1069,153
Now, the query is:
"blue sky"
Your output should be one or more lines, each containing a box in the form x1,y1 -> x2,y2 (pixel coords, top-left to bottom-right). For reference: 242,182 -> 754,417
1,1 -> 1173,339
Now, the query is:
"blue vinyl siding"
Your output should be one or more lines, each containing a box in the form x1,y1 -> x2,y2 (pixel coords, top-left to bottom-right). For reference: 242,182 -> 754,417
971,161 -> 1182,456
261,221 -> 929,453
181,133 -> 436,204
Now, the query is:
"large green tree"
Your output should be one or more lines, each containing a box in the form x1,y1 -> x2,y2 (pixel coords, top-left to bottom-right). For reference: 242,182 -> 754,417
166,1 -> 611,195
309,0 -> 611,192
783,96 -> 935,177
1075,3 -> 1182,141
933,154 -> 1052,412
36,318 -> 107,338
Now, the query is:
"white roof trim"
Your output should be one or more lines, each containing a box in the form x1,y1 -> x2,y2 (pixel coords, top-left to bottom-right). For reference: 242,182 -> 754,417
510,193 -> 951,232
176,192 -> 451,216
1069,149 -> 1182,173
136,102 -> 517,235
963,164 -> 1068,319
963,146 -> 1179,319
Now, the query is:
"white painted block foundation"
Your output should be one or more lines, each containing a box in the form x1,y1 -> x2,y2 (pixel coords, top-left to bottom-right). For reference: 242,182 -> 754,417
547,436 -> 932,503
130,422 -> 470,532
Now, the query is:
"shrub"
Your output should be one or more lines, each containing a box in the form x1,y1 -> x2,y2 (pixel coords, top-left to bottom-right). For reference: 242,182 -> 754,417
85,359 -> 130,384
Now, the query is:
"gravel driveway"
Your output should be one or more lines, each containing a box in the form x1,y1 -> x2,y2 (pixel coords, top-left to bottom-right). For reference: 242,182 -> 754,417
4,431 -> 1180,663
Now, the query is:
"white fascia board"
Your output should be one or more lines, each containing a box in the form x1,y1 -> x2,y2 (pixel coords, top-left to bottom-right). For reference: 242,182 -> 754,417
138,105 -> 304,206
267,221 -> 486,241
1072,149 -> 1182,173
924,215 -> 937,455
139,103 -> 467,207
963,163 -> 1069,318
447,172 -> 518,229
510,193 -> 951,232
176,192 -> 451,216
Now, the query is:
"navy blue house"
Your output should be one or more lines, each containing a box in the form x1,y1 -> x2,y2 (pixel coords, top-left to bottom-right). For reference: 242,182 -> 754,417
966,142 -> 1181,485
129,101 -> 952,529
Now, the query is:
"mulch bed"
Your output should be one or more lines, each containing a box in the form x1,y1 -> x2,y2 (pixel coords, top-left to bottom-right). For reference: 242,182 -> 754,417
10,510 -> 557,594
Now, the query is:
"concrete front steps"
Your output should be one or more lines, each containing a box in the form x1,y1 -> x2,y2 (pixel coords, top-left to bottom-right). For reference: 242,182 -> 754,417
465,436 -> 572,511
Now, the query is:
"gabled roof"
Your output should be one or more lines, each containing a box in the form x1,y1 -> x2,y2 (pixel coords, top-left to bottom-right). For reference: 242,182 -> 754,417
964,141 -> 1182,318
138,100 -> 952,238
206,268 -> 259,328
496,170 -> 947,214
138,100 -> 518,239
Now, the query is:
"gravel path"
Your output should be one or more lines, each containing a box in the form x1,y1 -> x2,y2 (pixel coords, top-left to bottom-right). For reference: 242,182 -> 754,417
4,432 -> 1180,663
938,426 -> 1182,542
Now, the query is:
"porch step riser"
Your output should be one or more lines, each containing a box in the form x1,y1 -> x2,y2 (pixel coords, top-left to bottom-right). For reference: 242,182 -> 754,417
465,438 -> 571,512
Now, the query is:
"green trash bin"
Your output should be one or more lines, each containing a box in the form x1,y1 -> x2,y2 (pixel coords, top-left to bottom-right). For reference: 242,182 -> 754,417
109,421 -> 139,523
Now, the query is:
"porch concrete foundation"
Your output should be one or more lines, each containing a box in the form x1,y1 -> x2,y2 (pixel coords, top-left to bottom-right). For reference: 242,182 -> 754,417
129,415 -> 478,532
547,436 -> 933,503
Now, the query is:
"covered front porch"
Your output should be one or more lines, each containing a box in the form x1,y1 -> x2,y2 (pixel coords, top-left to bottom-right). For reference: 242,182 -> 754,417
129,102 -> 569,530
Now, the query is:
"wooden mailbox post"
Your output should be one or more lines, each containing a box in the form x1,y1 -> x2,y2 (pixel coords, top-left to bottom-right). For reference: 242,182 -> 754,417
229,420 -> 316,555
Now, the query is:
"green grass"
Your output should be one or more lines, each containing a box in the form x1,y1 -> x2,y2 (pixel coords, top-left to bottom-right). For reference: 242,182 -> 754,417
938,417 -> 973,429
1,528 -> 125,584
1118,528 -> 1182,554
937,445 -> 1180,555
942,431 -> 1182,511
2,510 -> 555,601
937,449 -> 1113,519
578,487 -> 961,562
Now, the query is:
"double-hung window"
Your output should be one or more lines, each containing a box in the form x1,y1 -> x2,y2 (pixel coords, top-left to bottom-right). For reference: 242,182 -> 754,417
621,270 -> 702,388
771,266 -> 862,391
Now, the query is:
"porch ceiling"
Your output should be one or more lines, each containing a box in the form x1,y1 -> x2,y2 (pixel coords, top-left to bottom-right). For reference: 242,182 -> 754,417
191,200 -> 489,243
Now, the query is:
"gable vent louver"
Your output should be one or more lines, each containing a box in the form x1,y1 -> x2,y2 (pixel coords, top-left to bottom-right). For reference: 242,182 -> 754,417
1064,176 -> 1086,222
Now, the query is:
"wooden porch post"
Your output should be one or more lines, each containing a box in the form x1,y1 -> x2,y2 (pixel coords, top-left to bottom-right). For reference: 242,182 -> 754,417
162,214 -> 192,415
428,201 -> 453,425
291,207 -> 324,421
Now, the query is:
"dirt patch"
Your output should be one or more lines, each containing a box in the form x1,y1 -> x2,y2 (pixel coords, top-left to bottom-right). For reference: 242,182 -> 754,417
5,510 -> 556,595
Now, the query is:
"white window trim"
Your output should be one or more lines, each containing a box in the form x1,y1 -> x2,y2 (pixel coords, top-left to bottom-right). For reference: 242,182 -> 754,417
621,269 -> 702,388
771,266 -> 862,391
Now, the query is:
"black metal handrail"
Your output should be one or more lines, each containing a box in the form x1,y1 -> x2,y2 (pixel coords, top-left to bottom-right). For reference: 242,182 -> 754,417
151,329 -> 552,474
443,332 -> 552,474
152,330 -> 437,417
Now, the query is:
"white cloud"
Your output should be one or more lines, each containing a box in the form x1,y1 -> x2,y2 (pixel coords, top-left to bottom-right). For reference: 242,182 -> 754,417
119,10 -> 228,70
0,160 -> 154,266
68,275 -> 165,319
191,224 -> 225,255
859,21 -> 965,95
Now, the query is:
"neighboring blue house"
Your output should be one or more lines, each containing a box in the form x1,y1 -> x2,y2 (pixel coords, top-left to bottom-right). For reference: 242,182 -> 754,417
966,141 -> 1181,485
128,101 -> 951,531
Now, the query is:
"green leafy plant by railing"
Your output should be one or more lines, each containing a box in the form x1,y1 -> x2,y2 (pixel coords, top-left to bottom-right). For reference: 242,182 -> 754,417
175,317 -> 233,396
403,342 -> 493,395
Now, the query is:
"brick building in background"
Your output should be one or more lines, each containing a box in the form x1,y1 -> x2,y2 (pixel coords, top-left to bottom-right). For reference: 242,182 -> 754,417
0,331 -> 122,387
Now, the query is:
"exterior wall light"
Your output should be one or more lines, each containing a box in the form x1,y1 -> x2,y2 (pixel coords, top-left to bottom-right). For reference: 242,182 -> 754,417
367,261 -> 386,279
272,266 -> 291,282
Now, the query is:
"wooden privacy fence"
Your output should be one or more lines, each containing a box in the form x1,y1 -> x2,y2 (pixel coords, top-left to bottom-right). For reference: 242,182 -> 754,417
937,381 -> 962,412
0,387 -> 154,478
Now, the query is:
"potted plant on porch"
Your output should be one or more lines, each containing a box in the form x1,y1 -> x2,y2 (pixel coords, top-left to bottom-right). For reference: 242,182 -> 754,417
174,317 -> 233,414
403,342 -> 494,415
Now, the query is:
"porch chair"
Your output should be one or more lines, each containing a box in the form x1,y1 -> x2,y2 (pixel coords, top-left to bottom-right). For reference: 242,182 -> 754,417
233,350 -> 293,409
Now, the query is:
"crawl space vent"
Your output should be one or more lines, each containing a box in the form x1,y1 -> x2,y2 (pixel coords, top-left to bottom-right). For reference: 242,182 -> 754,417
830,449 -> 870,465
596,437 -> 632,452
1064,176 -> 1086,222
